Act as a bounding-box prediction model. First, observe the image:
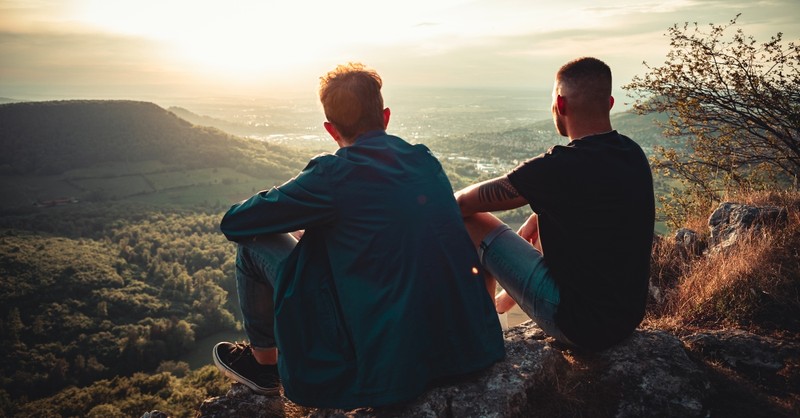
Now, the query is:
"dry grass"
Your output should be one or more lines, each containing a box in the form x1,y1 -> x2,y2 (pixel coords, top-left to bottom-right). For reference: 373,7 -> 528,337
645,190 -> 800,337
643,189 -> 800,418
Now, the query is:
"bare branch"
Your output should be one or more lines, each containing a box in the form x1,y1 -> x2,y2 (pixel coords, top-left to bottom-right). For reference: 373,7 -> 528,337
623,15 -> 800,197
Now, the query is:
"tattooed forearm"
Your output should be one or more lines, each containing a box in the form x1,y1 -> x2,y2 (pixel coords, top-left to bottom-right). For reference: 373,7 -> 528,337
477,178 -> 519,203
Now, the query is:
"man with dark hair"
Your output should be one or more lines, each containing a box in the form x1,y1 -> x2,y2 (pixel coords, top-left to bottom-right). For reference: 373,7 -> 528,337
213,63 -> 505,408
456,57 -> 655,351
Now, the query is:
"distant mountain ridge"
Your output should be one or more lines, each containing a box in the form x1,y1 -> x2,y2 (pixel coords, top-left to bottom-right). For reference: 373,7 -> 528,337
168,106 -> 286,138
0,100 -> 304,176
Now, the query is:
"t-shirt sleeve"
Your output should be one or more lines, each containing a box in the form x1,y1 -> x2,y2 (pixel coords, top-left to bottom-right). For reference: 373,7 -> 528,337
220,156 -> 336,241
506,148 -> 559,213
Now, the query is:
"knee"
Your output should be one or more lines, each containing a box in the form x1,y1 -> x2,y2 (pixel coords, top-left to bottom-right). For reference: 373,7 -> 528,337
462,213 -> 504,247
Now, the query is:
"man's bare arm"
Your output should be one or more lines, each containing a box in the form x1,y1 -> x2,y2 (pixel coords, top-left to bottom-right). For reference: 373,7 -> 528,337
477,178 -> 520,203
455,176 -> 528,217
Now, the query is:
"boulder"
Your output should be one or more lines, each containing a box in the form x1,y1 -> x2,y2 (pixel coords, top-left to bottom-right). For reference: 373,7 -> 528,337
197,322 -> 711,418
708,202 -> 788,248
674,227 -> 704,255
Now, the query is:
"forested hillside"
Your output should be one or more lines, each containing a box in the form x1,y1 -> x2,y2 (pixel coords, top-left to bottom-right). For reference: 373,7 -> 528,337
1,212 -> 234,398
0,101 -> 312,211
0,101 -> 315,416
0,100 -> 304,177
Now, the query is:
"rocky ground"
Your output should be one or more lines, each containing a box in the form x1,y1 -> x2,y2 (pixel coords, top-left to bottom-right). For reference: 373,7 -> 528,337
192,319 -> 798,418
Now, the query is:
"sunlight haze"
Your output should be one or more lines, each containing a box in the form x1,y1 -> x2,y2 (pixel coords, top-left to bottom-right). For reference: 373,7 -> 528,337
1,0 -> 798,101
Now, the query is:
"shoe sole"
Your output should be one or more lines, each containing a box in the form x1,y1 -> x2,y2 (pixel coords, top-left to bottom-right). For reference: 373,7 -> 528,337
212,343 -> 281,396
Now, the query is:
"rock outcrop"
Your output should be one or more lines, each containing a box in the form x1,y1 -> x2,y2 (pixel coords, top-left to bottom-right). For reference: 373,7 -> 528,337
708,202 -> 788,248
682,329 -> 800,417
198,384 -> 287,417
195,322 -> 712,418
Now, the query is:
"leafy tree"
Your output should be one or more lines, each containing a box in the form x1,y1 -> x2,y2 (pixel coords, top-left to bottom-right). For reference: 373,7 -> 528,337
625,14 -> 800,229
13,366 -> 226,418
0,210 -> 241,404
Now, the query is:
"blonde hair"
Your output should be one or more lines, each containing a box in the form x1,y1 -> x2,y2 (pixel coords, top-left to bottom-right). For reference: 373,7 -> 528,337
319,62 -> 384,140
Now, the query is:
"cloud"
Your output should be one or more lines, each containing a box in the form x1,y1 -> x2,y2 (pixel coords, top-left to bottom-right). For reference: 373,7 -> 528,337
1,0 -> 798,100
0,30 -> 194,98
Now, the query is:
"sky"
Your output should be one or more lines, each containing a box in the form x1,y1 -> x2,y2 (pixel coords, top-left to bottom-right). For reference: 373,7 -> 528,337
1,0 -> 798,102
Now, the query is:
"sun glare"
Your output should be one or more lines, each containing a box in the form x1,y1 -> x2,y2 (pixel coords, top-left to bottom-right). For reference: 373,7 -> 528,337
65,0 -> 611,88
73,1 -> 347,79
68,0 -> 508,80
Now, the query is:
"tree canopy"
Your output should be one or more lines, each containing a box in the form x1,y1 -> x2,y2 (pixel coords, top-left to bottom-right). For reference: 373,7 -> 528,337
625,15 -> 800,227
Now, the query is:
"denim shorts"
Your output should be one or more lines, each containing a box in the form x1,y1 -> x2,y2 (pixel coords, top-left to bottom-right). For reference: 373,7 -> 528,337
479,224 -> 574,346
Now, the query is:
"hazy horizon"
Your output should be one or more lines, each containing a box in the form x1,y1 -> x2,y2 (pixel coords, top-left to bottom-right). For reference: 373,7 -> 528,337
1,0 -> 799,103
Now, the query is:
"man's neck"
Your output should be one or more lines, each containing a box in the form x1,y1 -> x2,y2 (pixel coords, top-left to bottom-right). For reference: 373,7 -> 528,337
570,129 -> 614,141
567,121 -> 614,141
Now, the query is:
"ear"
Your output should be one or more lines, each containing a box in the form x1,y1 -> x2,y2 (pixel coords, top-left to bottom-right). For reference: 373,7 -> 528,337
383,107 -> 391,129
609,95 -> 615,110
324,121 -> 341,141
556,95 -> 567,115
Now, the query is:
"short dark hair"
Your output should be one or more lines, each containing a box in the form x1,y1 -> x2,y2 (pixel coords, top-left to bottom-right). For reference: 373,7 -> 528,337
319,62 -> 384,140
557,57 -> 612,110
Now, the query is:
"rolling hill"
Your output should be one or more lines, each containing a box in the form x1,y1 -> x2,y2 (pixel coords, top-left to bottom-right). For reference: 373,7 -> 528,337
0,100 -> 308,209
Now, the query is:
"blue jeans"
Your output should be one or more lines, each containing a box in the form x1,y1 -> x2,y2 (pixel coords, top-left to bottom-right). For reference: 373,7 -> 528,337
234,234 -> 297,349
479,225 -> 574,346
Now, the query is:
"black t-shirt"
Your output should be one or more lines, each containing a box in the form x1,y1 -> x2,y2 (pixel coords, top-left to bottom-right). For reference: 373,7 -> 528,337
507,131 -> 655,351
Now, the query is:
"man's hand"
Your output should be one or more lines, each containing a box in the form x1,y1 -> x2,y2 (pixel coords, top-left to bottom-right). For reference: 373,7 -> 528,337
495,289 -> 517,314
517,213 -> 539,246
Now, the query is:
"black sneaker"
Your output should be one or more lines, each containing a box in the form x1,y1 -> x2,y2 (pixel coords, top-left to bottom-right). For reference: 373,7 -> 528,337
213,341 -> 281,396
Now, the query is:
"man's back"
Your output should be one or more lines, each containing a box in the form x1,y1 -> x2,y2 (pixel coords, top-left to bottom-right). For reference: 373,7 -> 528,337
507,131 -> 655,350
272,132 -> 505,408
217,62 -> 504,409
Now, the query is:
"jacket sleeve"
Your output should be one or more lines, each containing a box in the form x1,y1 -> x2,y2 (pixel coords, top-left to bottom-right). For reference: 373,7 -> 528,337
220,157 -> 336,242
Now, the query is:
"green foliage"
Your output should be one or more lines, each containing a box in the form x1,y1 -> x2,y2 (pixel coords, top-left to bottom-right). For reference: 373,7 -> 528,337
0,210 -> 238,406
625,15 -> 800,228
11,366 -> 226,418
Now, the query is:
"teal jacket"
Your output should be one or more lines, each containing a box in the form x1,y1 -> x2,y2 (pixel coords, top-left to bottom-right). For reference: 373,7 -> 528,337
221,132 -> 505,408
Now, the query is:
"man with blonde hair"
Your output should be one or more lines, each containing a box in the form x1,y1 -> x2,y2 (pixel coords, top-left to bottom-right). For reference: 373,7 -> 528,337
456,57 -> 655,351
214,63 -> 504,408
